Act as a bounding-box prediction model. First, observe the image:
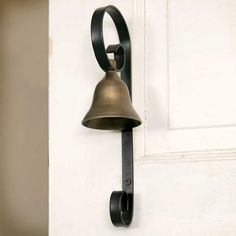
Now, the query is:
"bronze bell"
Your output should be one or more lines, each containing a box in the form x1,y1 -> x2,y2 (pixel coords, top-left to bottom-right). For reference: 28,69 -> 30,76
82,64 -> 141,130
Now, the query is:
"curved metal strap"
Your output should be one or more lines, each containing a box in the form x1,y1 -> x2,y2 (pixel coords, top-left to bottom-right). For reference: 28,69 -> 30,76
91,5 -> 133,227
91,5 -> 131,73
110,191 -> 133,226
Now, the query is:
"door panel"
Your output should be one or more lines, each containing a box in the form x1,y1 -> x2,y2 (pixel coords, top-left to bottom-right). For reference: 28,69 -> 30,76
50,0 -> 236,235
138,0 -> 236,155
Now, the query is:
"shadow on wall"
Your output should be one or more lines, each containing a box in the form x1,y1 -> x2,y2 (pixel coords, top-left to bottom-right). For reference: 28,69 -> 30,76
0,0 -> 48,235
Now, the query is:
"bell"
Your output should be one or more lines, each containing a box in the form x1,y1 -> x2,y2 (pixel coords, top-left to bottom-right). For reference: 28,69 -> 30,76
82,67 -> 141,130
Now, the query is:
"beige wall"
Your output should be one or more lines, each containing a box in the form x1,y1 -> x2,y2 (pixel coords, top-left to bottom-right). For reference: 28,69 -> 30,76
0,0 -> 48,235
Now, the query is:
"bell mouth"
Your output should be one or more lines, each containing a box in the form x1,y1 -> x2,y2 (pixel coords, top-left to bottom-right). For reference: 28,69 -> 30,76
82,116 -> 141,130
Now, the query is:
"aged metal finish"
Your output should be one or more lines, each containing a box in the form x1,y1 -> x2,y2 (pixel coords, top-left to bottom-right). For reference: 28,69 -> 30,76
82,64 -> 141,130
82,5 -> 141,227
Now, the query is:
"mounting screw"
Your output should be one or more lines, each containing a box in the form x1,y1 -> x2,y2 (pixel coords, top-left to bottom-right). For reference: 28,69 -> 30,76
124,178 -> 131,186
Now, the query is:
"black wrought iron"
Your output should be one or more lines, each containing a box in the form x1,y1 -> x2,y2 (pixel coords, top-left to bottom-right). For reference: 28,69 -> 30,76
91,5 -> 134,227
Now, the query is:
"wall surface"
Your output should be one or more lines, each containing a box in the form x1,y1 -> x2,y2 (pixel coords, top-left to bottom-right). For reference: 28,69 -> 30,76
0,1 -> 48,235
50,0 -> 236,235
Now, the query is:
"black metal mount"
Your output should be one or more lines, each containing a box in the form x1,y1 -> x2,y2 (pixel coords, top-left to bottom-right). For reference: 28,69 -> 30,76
91,5 -> 134,227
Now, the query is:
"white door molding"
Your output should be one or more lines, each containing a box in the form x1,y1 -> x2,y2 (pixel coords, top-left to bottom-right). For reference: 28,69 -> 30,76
132,0 -> 236,164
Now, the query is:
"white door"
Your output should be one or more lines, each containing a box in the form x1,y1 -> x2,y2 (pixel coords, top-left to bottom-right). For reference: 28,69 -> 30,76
50,0 -> 236,235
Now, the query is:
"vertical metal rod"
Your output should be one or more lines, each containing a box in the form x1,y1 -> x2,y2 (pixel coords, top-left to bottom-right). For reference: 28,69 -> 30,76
122,130 -> 133,194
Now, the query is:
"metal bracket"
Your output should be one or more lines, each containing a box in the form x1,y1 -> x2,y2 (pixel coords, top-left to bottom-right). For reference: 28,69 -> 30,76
91,5 -> 134,227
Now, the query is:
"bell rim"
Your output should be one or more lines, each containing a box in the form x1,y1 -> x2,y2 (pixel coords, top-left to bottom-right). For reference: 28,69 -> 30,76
82,115 -> 142,130
82,114 -> 142,123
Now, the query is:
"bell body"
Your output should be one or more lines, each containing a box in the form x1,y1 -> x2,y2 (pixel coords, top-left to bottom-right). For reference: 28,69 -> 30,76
82,70 -> 141,130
